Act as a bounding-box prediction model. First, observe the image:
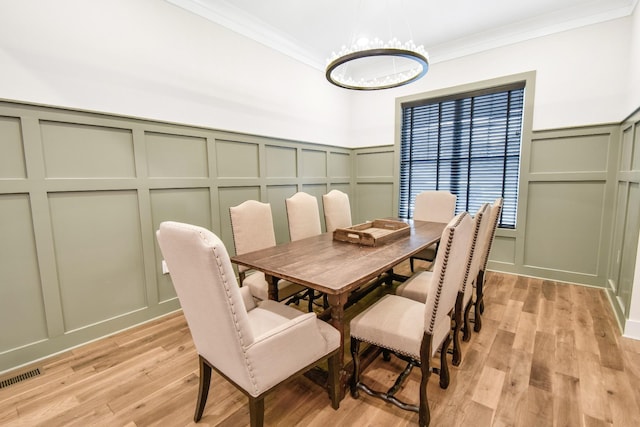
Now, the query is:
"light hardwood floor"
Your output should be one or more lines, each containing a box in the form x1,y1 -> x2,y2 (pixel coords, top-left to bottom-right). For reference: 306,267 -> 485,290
2,264 -> 640,426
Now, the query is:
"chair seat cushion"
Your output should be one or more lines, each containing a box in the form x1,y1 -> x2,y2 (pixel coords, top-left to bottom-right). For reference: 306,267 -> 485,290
243,271 -> 306,301
396,270 -> 434,303
350,294 -> 450,359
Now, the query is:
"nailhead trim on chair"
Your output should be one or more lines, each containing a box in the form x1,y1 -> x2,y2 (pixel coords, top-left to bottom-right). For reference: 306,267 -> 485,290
460,205 -> 488,293
427,212 -> 467,335
352,336 -> 421,360
202,230 -> 259,395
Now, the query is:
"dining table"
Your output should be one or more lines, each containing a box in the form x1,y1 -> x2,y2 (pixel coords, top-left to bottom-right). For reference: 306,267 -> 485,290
231,219 -> 446,398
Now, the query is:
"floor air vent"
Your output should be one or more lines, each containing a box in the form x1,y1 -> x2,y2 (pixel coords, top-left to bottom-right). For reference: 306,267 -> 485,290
0,368 -> 41,389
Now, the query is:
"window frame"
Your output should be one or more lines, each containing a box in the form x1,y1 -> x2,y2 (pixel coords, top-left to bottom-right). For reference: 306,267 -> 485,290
393,71 -> 536,231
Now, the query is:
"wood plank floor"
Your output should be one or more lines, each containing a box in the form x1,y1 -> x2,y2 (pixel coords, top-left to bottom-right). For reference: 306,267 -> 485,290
2,264 -> 640,426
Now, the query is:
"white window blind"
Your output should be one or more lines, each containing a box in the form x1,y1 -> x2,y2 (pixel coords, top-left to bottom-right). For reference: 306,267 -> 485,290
399,83 -> 525,228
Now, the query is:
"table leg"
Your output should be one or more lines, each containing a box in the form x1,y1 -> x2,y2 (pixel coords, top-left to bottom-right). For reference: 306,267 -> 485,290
265,274 -> 279,301
326,292 -> 349,397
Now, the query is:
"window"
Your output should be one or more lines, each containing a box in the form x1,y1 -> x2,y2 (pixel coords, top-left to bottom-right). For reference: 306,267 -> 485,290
399,82 -> 525,228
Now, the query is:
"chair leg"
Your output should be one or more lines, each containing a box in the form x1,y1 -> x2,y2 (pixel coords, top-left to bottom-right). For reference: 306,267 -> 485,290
474,270 -> 485,332
308,290 -> 314,312
249,396 -> 265,427
452,292 -> 463,367
410,257 -> 415,272
350,337 -> 361,398
439,334 -> 451,389
194,355 -> 212,422
419,334 -> 433,427
462,300 -> 473,342
327,352 -> 341,410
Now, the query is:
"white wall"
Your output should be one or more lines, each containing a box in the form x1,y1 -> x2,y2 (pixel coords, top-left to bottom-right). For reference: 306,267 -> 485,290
349,16 -> 634,148
1,1 -> 635,149
0,0 -> 352,146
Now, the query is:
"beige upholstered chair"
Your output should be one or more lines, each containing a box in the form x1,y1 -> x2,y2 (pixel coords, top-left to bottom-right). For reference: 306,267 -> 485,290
229,200 -> 305,302
397,203 -> 491,366
474,197 -> 503,333
286,191 -> 322,241
156,221 -> 340,426
322,189 -> 352,233
350,212 -> 474,427
286,192 -> 326,310
410,190 -> 457,271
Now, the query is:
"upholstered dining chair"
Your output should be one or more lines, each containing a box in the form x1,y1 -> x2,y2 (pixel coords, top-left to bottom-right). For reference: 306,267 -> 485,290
286,191 -> 322,241
229,200 -> 305,303
397,203 -> 491,366
156,221 -> 341,427
349,212 -> 474,427
474,197 -> 503,333
410,190 -> 457,272
286,191 -> 326,310
322,189 -> 352,233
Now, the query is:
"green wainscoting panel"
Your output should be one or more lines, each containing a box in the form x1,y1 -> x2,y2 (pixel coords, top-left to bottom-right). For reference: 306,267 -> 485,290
610,181 -> 629,292
0,116 -> 26,179
353,147 -> 395,224
0,100 -> 352,373
356,150 -> 394,177
302,149 -> 327,178
49,191 -> 147,332
329,183 -> 352,194
356,183 -> 394,221
606,113 -> 640,329
150,188 -> 213,302
530,133 -> 610,173
267,185 -> 298,243
146,132 -> 208,178
491,236 -> 516,265
524,181 -> 605,275
618,183 -> 640,315
266,145 -> 297,178
621,125 -> 634,172
41,122 -> 135,178
217,186 -> 262,255
2,97 -> 635,374
634,126 -> 640,170
302,184 -> 328,231
0,194 -> 48,352
329,152 -> 350,178
216,139 -> 259,178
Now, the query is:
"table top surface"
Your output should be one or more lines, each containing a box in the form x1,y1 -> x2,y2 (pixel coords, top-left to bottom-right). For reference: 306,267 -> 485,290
231,220 -> 446,295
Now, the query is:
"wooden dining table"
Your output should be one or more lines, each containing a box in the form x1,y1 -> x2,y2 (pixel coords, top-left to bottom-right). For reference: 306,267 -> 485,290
231,219 -> 446,397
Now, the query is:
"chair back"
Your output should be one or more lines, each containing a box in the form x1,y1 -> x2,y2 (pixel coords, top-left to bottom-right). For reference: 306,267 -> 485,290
156,221 -> 256,390
461,203 -> 491,297
424,212 -> 474,334
230,200 -> 277,273
479,198 -> 504,271
286,192 -> 322,241
414,190 -> 457,223
323,189 -> 352,233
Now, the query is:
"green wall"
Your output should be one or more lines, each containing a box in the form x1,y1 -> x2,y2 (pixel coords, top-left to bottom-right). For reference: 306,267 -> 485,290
607,109 -> 640,326
1,98 -> 638,373
0,101 -> 351,373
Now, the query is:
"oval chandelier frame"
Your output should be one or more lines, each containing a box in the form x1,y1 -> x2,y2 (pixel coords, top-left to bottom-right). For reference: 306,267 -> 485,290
325,47 -> 429,91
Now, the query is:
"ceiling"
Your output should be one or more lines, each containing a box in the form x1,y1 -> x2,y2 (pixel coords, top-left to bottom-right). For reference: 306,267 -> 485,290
167,0 -> 637,70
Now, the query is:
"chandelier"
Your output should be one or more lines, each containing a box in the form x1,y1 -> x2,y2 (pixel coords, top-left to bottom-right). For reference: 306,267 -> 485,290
325,37 -> 429,90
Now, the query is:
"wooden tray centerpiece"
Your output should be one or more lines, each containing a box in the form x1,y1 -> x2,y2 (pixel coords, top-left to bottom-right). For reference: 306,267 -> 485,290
333,219 -> 410,246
